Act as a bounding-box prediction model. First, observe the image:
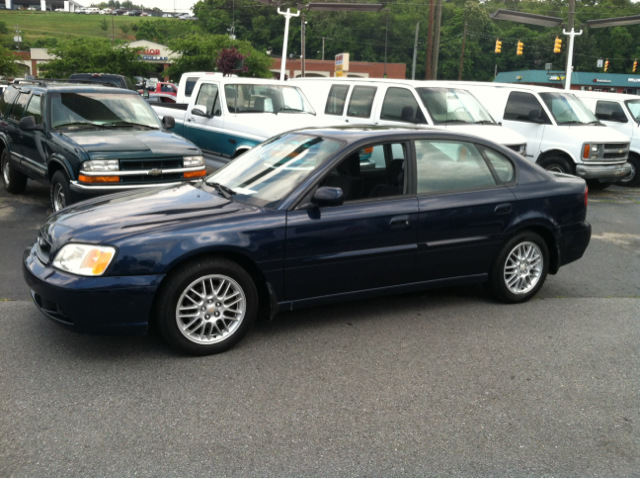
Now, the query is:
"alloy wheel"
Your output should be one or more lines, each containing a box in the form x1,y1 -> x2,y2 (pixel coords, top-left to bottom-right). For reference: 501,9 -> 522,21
2,157 -> 9,186
503,241 -> 543,295
619,162 -> 636,184
52,184 -> 66,211
175,274 -> 246,345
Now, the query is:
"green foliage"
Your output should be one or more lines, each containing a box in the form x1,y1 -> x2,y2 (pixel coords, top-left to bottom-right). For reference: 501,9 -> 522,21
165,34 -> 272,78
120,24 -> 130,35
40,37 -> 148,77
134,19 -> 197,44
99,18 -> 108,32
0,46 -> 22,77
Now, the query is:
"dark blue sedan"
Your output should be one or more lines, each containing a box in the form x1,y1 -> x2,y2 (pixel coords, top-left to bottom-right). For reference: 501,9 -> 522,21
23,127 -> 591,355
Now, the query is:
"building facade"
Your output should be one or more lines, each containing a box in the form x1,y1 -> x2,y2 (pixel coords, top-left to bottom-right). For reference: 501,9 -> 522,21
270,58 -> 406,80
494,70 -> 640,95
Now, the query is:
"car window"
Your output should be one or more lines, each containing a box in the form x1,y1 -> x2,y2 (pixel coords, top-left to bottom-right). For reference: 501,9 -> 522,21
0,87 -> 19,119
415,140 -> 497,194
195,83 -> 220,116
380,87 -> 426,124
595,101 -> 627,123
325,84 -> 349,115
184,77 -> 200,97
9,92 -> 30,121
320,142 -> 408,201
481,147 -> 515,183
25,95 -> 42,125
504,91 -> 548,123
347,86 -> 376,118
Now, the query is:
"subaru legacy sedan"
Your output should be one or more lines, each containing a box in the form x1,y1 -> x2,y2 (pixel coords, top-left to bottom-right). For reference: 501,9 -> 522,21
23,127 -> 591,355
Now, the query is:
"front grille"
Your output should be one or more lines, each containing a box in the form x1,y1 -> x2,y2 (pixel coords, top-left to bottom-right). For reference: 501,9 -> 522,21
600,143 -> 629,162
36,235 -> 51,264
119,158 -> 183,171
120,173 -> 183,184
604,143 -> 627,150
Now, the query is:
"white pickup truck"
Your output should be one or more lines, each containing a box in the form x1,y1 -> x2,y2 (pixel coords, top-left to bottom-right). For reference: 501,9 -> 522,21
150,76 -> 318,165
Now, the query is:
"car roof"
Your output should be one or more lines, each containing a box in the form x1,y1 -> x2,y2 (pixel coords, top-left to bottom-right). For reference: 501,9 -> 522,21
571,90 -> 640,101
9,83 -> 138,94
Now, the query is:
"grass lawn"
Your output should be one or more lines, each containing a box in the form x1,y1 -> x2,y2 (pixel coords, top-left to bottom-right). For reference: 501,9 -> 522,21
0,10 -> 167,43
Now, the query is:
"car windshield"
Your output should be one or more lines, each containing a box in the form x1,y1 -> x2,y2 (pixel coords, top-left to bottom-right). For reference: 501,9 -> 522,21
416,88 -> 495,124
539,92 -> 599,125
224,84 -> 316,115
205,133 -> 343,208
625,100 -> 640,123
50,92 -> 161,130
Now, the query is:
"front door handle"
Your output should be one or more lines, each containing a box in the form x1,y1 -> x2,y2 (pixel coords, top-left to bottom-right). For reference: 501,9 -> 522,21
390,215 -> 410,229
494,203 -> 512,215
186,118 -> 192,122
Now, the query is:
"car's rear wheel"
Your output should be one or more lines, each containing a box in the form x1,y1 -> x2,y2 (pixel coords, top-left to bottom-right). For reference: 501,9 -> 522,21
50,170 -> 72,212
156,257 -> 258,355
617,154 -> 640,187
488,232 -> 549,303
537,156 -> 574,175
1,149 -> 27,194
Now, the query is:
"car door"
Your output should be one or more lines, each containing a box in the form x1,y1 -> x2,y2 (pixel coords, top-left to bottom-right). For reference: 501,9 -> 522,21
501,91 -> 550,161
19,93 -> 47,179
414,138 -> 518,282
5,91 -> 30,162
284,140 -> 419,301
593,100 -> 634,139
344,85 -> 378,126
376,86 -> 429,127
181,82 -> 228,157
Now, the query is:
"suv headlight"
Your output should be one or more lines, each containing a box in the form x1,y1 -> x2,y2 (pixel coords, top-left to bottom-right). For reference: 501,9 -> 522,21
583,143 -> 602,160
81,160 -> 119,172
53,244 -> 116,276
183,155 -> 205,167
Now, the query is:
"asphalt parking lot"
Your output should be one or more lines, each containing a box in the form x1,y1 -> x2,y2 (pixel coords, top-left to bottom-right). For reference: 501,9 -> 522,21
1,181 -> 639,476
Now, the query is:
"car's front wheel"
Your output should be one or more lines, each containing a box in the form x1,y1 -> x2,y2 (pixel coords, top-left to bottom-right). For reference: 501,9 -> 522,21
156,257 -> 258,355
488,232 -> 549,303
537,156 -> 574,175
50,170 -> 73,212
1,149 -> 27,194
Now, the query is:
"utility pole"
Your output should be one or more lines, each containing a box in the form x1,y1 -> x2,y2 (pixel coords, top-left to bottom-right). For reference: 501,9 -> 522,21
411,22 -> 419,80
384,12 -> 388,78
321,37 -> 325,60
111,13 -> 115,46
564,0 -> 581,91
458,21 -> 467,81
301,13 -> 306,77
432,0 -> 443,79
425,0 -> 435,80
277,7 -> 300,81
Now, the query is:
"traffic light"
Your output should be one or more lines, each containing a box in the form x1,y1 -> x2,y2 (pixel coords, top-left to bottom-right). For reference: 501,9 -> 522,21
604,58 -> 609,72
495,38 -> 502,54
553,36 -> 562,54
516,40 -> 524,56
634,59 -> 638,73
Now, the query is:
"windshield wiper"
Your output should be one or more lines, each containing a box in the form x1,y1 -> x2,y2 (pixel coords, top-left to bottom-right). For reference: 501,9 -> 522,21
277,107 -> 307,114
474,120 -> 495,125
107,121 -> 158,129
438,120 -> 470,124
561,121 -> 588,125
204,181 -> 236,199
587,120 -> 604,126
55,122 -> 113,129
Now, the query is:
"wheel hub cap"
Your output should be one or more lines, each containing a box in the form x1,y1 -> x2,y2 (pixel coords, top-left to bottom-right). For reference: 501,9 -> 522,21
504,241 -> 543,295
2,159 -> 9,185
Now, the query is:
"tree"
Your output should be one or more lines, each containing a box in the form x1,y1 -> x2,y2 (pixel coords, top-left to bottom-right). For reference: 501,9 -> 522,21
0,46 -> 23,78
40,37 -> 148,78
120,25 -> 130,35
99,18 -> 108,34
165,34 -> 272,78
216,47 -> 248,75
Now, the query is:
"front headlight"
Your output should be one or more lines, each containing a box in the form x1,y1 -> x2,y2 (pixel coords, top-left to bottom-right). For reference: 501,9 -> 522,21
81,160 -> 119,172
183,155 -> 205,168
53,244 -> 116,276
583,143 -> 602,160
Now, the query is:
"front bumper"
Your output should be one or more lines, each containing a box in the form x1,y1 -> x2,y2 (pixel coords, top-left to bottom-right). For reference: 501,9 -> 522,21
70,180 -> 191,201
23,243 -> 164,335
575,162 -> 632,180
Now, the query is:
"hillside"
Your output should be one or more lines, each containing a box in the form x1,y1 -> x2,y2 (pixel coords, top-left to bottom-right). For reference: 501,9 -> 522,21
0,10 -> 167,44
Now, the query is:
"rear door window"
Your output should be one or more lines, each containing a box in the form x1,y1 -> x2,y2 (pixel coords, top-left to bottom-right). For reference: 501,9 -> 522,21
0,87 -> 19,119
347,86 -> 376,118
25,95 -> 42,124
325,84 -> 349,115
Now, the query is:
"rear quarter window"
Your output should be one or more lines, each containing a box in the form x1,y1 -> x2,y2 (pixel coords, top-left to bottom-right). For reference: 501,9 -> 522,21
0,87 -> 19,119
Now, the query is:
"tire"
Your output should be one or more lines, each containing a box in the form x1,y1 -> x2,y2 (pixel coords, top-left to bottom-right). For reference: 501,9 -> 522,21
617,154 -> 640,187
537,156 -> 574,175
586,179 -> 613,191
156,257 -> 258,355
50,170 -> 72,212
487,231 -> 549,304
1,149 -> 27,194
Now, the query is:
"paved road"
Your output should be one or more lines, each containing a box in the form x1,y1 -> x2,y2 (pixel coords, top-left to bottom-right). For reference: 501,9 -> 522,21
0,181 -> 639,476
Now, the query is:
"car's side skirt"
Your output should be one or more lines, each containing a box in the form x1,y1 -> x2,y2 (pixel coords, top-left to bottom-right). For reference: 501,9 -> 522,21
278,273 -> 488,312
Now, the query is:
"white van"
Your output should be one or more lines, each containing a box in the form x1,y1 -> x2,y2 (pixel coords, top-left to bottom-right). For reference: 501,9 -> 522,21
572,90 -> 640,186
289,78 -> 527,154
85,7 -> 100,14
445,82 -> 632,188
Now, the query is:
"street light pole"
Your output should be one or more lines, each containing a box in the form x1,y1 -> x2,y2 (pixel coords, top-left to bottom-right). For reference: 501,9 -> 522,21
301,12 -> 306,77
563,0 -> 581,91
277,7 -> 300,81
411,22 -> 419,80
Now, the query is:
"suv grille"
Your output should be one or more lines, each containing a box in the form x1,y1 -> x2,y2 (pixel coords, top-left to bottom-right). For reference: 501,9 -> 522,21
119,158 -> 183,171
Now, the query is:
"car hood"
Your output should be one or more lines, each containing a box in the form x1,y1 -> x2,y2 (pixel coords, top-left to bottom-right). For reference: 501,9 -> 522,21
555,125 -> 630,143
60,129 -> 201,158
42,183 -> 254,248
441,124 -> 527,147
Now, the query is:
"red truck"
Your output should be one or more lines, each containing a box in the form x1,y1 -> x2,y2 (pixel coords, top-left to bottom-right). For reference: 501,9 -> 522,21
141,82 -> 178,96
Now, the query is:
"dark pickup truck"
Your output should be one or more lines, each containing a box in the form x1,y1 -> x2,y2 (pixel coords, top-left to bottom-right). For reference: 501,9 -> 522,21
1,83 -> 205,211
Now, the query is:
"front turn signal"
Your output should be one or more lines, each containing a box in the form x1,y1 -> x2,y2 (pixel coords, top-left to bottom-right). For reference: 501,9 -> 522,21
79,175 -> 120,183
184,169 -> 207,179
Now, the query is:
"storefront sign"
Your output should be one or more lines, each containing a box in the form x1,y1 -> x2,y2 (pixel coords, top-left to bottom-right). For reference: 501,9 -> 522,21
549,75 -> 565,81
628,78 -> 640,83
593,79 -> 612,83
335,53 -> 349,73
138,49 -> 161,55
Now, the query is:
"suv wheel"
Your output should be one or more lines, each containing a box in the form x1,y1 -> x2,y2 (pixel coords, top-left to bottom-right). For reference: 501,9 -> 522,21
1,149 -> 27,194
537,156 -> 574,175
617,155 -> 640,187
50,170 -> 72,212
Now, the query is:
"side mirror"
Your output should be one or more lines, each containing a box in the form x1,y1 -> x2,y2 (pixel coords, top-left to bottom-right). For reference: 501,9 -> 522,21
19,116 -> 41,131
311,186 -> 344,207
162,116 -> 175,129
191,106 -> 209,118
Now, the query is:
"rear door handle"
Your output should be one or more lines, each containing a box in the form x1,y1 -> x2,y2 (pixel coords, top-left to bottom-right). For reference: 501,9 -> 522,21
494,203 -> 512,215
390,215 -> 410,229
